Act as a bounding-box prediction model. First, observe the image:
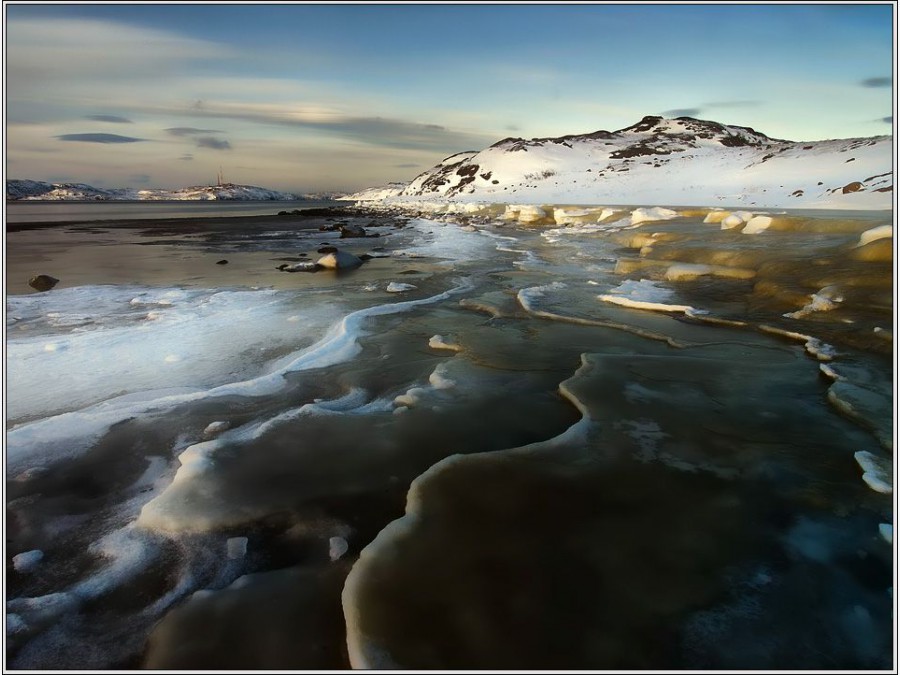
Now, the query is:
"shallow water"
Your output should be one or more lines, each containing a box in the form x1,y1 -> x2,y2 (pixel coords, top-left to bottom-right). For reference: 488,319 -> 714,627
4,199 -> 342,223
4,204 -> 894,669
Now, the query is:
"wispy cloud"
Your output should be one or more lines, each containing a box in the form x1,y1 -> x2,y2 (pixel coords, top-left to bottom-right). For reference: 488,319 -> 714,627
661,108 -> 701,118
148,100 -> 493,152
179,153 -> 194,161
882,116 -> 892,124
56,133 -> 145,143
86,114 -> 133,123
6,18 -> 237,85
196,136 -> 231,150
861,77 -> 892,88
394,163 -> 419,168
661,101 -> 762,120
165,127 -> 224,136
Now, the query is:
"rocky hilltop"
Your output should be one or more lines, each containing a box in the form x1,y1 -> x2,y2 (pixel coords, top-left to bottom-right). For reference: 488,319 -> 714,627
347,115 -> 893,210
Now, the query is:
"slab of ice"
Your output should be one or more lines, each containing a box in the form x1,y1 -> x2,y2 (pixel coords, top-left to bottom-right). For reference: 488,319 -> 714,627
552,207 -> 594,225
8,279 -> 474,476
721,214 -> 744,229
784,287 -> 843,319
427,363 -> 456,390
631,207 -> 677,225
394,218 -> 495,262
856,224 -> 892,247
664,263 -> 755,281
428,335 -> 462,352
6,285 -> 343,423
854,451 -> 892,494
13,550 -> 44,573
503,204 -> 547,223
202,421 -> 230,439
598,279 -> 695,314
742,216 -> 773,234
226,537 -> 248,560
386,282 -> 417,293
6,613 -> 27,636
329,536 -> 349,561
703,209 -> 729,223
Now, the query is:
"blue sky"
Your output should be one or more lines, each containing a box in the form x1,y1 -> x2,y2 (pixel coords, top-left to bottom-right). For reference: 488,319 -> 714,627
4,3 -> 894,192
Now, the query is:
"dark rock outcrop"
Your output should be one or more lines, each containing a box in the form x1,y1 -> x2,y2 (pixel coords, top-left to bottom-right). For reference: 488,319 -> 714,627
28,275 -> 59,292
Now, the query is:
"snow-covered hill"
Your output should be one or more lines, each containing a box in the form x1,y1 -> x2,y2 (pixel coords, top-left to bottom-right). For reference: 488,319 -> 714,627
339,182 -> 408,202
6,181 -> 306,201
346,116 -> 893,210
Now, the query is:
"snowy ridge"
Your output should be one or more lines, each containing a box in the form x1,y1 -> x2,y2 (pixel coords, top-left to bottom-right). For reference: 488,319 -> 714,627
346,115 -> 893,210
6,181 -> 311,201
340,182 -> 408,202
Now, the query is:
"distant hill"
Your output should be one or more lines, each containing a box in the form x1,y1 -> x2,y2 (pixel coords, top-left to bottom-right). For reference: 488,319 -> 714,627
343,115 -> 893,210
6,181 -> 343,201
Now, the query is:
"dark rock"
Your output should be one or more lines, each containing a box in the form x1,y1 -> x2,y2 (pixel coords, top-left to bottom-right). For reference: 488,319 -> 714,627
316,250 -> 363,270
719,134 -> 750,147
28,275 -> 59,292
282,262 -> 321,273
293,207 -> 350,218
339,224 -> 367,238
318,246 -> 338,254
216,260 -> 229,265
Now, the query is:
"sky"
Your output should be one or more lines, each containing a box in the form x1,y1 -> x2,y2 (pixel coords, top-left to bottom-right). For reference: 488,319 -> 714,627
3,2 -> 895,193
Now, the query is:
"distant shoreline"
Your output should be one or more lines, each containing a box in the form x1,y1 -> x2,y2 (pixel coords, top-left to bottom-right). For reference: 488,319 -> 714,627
3,205 -> 374,232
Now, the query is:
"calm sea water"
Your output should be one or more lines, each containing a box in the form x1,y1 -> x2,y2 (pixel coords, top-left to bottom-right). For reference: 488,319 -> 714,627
5,203 -> 894,669
4,199 -> 344,224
